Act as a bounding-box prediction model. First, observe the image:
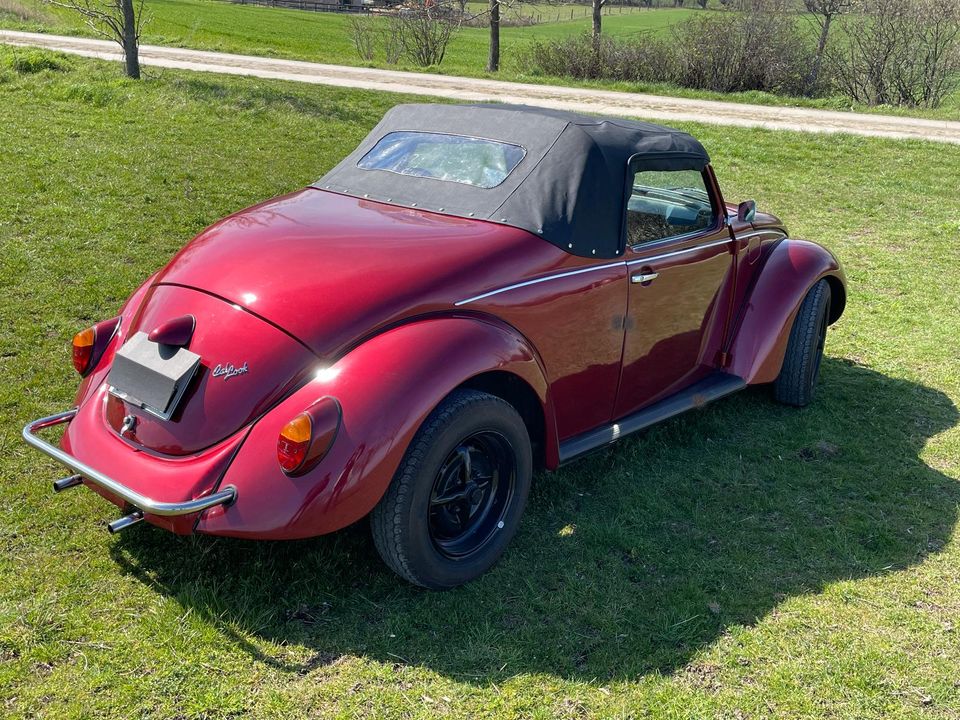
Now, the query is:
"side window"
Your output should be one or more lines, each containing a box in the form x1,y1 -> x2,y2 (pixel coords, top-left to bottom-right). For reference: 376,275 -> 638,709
626,169 -> 717,246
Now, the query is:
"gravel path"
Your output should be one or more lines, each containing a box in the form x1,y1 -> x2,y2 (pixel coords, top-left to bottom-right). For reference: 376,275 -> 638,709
4,30 -> 960,144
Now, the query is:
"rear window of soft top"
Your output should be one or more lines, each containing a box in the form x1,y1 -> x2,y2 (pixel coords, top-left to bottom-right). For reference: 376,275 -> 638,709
357,131 -> 526,189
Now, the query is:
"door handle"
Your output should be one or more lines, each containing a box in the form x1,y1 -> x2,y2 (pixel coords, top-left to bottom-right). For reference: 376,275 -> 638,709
631,271 -> 659,284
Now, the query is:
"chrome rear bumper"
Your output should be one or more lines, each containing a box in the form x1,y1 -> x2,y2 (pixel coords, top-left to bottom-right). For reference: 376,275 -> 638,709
22,409 -> 236,519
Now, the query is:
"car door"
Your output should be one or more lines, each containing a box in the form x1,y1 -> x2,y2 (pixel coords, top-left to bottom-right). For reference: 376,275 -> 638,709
613,165 -> 735,418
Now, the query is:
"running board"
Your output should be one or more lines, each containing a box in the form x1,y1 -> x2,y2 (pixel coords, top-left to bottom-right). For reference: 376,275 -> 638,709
558,373 -> 746,465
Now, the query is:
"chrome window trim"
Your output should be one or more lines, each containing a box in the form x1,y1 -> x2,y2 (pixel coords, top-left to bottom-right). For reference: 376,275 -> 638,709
621,165 -> 725,256
626,237 -> 733,265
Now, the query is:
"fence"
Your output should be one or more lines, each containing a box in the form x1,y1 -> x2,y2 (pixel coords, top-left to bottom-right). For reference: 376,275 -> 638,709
230,0 -> 369,13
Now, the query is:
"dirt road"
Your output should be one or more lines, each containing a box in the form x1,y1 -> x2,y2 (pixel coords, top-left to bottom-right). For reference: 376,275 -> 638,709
4,30 -> 959,144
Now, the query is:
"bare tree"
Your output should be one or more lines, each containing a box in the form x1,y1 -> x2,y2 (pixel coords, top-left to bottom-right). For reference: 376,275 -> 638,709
803,0 -> 851,90
488,0 -> 500,71
828,0 -> 960,107
45,0 -> 144,78
395,4 -> 460,67
592,0 -> 606,53
348,14 -> 377,61
380,16 -> 404,64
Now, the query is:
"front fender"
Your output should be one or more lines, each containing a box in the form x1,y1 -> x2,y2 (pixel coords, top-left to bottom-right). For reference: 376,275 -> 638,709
728,239 -> 846,385
197,315 -> 553,539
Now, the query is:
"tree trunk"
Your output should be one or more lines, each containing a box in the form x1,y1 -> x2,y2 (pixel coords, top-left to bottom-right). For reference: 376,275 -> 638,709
121,0 -> 140,79
487,0 -> 499,72
592,0 -> 602,53
807,13 -> 832,92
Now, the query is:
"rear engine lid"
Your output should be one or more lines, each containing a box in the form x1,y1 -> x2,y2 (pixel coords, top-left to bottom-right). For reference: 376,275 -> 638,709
104,285 -> 316,456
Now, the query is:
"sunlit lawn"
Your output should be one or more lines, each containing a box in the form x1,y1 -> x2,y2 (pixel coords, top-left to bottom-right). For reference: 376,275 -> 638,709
1,51 -> 959,718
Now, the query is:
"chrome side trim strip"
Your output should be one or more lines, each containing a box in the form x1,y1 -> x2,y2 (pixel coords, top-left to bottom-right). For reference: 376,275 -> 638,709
626,237 -> 733,266
454,261 -> 625,306
22,409 -> 237,517
734,230 -> 787,241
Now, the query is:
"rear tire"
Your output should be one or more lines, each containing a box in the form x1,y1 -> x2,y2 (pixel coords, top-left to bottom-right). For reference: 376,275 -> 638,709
370,389 -> 532,589
773,279 -> 831,407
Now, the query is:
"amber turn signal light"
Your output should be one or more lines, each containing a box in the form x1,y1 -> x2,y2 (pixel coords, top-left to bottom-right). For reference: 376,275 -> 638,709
277,397 -> 342,476
71,327 -> 96,375
278,413 -> 312,473
71,317 -> 121,377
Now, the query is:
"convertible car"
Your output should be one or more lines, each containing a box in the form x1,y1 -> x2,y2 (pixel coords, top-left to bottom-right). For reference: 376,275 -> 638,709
23,104 -> 846,588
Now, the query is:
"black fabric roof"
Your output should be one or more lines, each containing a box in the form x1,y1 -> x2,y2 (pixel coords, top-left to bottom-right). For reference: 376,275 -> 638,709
315,103 -> 709,258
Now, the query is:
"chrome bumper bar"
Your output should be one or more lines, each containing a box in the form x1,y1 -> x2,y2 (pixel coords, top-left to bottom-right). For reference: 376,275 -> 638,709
22,409 -> 236,517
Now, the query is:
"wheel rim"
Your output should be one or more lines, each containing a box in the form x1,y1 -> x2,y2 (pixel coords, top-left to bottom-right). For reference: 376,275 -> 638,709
428,430 -> 516,559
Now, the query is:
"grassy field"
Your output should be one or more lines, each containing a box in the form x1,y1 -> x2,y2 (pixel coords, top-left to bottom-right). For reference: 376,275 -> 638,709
3,0 -> 958,119
1,0 -> 698,76
2,50 -> 960,718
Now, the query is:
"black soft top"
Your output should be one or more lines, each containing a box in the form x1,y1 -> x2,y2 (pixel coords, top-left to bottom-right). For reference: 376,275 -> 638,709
315,103 -> 710,258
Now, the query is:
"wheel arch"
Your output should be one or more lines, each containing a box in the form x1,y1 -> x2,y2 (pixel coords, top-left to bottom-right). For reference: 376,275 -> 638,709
823,273 -> 846,325
196,315 -> 557,540
458,370 -> 548,470
727,238 -> 846,385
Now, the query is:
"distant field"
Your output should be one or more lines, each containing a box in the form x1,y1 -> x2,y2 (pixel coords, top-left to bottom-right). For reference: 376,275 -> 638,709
2,48 -> 960,720
0,0 -> 957,118
2,0 -> 697,76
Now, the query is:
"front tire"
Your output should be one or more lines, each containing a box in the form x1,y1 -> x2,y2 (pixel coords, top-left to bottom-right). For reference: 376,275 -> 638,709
773,279 -> 832,407
370,389 -> 532,589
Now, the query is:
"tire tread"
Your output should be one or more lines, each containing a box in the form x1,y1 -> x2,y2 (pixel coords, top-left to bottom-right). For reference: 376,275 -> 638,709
773,279 -> 830,407
370,389 -> 524,588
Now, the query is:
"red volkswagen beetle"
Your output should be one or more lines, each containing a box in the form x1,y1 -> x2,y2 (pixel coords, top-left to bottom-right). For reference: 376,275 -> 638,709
24,104 -> 846,588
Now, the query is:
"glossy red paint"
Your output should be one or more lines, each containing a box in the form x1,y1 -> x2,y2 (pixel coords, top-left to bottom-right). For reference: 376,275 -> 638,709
197,316 -> 551,538
48,169 -> 844,540
147,314 -> 196,346
107,284 -> 316,455
153,189 -> 564,359
60,384 -> 249,535
726,238 -> 846,384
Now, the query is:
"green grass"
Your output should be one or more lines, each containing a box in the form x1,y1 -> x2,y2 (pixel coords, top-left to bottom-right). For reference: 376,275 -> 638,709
4,0 -> 958,120
2,50 -> 960,718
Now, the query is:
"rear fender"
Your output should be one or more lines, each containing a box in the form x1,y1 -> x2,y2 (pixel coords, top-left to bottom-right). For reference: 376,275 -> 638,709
728,239 -> 846,384
197,316 -> 553,539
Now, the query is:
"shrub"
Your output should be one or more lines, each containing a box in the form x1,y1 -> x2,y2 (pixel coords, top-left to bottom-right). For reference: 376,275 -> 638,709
828,0 -> 960,108
524,6 -> 815,96
392,8 -> 459,67
524,33 -> 672,84
670,10 -> 816,95
348,9 -> 459,67
348,15 -> 377,62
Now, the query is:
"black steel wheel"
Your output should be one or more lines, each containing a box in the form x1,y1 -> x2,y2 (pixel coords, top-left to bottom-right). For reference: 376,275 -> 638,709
370,389 -> 532,589
773,279 -> 832,407
428,431 -> 516,559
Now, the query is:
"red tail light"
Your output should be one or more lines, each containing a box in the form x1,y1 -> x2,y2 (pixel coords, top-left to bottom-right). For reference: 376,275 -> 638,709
278,413 -> 312,472
277,397 -> 342,476
72,327 -> 96,374
71,317 -> 122,376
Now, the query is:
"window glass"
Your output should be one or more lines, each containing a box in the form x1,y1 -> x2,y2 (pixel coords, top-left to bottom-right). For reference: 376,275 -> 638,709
626,169 -> 717,245
357,131 -> 526,189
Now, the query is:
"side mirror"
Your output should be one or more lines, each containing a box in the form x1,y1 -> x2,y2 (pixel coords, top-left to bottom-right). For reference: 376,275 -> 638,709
737,200 -> 757,223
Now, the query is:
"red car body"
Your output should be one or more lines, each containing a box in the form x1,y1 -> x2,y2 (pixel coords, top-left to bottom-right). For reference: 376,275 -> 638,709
24,105 -> 846,551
